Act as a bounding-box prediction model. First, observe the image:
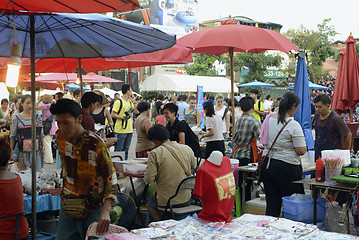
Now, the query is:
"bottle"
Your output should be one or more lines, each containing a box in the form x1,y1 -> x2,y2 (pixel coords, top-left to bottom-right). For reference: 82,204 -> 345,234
315,157 -> 324,182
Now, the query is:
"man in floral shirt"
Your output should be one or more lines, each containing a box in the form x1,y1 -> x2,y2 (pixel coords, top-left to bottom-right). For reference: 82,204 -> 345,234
51,99 -> 116,240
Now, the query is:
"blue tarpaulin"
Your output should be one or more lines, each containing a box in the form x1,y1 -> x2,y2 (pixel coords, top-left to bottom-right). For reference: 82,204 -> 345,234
293,53 -> 314,150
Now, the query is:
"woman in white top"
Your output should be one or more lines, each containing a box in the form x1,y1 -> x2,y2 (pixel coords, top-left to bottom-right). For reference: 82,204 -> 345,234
261,92 -> 307,217
200,101 -> 225,159
215,96 -> 230,139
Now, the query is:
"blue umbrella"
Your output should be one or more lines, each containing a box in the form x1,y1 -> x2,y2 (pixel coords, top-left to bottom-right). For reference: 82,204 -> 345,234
0,12 -> 175,58
65,83 -> 90,91
288,81 -> 328,90
237,80 -> 276,88
0,11 -> 176,224
293,52 -> 314,149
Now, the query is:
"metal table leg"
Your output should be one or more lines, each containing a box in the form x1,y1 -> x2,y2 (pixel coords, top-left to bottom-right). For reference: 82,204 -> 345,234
312,185 -> 318,225
241,171 -> 248,215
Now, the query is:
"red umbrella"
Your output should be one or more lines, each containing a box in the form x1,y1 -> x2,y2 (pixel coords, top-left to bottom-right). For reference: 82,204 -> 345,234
0,44 -> 193,73
35,72 -> 123,83
0,0 -> 140,13
331,49 -> 346,114
331,34 -> 359,150
177,23 -> 299,142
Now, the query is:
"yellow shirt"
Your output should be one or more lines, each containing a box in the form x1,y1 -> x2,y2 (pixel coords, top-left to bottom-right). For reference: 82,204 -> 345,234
253,100 -> 264,123
113,98 -> 134,134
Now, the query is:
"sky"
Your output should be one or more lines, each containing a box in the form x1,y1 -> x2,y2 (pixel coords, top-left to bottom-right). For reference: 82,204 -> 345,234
198,0 -> 359,41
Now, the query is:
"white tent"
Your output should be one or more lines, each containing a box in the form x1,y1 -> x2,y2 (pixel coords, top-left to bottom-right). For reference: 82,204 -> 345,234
140,74 -> 238,93
0,83 -> 9,100
97,87 -> 121,98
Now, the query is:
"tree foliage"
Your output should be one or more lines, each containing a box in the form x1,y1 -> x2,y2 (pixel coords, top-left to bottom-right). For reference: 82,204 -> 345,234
185,52 -> 283,82
284,18 -> 337,81
236,52 -> 283,82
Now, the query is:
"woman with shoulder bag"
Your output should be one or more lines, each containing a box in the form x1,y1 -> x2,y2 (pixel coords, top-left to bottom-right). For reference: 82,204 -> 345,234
10,95 -> 44,171
260,92 -> 307,217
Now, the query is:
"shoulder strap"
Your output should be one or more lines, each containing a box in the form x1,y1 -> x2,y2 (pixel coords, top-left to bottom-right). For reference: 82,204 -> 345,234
263,119 -> 292,159
119,99 -> 123,114
222,107 -> 228,121
163,144 -> 191,176
185,108 -> 197,121
15,114 -> 26,126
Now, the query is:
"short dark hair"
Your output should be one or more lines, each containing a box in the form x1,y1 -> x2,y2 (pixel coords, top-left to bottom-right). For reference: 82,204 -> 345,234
73,89 -> 80,97
55,92 -> 64,99
1,98 -> 8,104
189,96 -> 196,101
121,84 -> 130,95
250,89 -> 259,95
148,124 -> 170,141
114,93 -> 120,97
266,95 -> 271,100
203,101 -> 215,117
313,94 -> 331,105
157,94 -> 164,101
239,97 -> 255,112
137,101 -> 150,113
0,137 -> 11,167
50,98 -> 83,119
180,95 -> 188,101
81,92 -> 101,109
163,103 -> 178,114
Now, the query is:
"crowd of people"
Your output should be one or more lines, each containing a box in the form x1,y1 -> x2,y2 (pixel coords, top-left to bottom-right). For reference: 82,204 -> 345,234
0,83 -> 354,239
312,76 -> 336,98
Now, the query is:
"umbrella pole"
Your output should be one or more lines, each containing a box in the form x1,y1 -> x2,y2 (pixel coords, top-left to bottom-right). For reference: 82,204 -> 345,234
78,58 -> 83,96
350,108 -> 353,123
229,47 -> 235,154
30,15 -> 37,240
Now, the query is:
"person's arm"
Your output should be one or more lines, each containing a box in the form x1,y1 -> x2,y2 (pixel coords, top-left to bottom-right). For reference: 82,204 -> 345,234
196,109 -> 201,125
225,112 -> 230,138
111,101 -> 128,120
342,132 -> 352,150
295,146 -> 307,155
104,108 -> 113,125
144,151 -> 157,183
142,118 -> 152,134
36,105 -> 44,110
10,138 -> 15,155
96,198 -> 111,235
178,132 -> 185,144
200,128 -> 214,140
96,145 -> 115,234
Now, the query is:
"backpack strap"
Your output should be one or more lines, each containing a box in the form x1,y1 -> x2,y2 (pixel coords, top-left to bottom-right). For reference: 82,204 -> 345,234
15,114 -> 25,126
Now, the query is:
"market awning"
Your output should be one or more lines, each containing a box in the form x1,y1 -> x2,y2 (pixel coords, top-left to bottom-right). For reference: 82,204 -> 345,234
140,74 -> 238,93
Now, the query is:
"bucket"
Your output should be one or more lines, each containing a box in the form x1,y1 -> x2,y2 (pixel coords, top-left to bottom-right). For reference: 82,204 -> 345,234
325,167 -> 342,184
282,196 -> 326,223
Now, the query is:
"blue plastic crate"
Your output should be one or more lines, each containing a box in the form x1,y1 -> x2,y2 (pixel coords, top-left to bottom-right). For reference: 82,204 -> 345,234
25,232 -> 56,240
282,196 -> 326,223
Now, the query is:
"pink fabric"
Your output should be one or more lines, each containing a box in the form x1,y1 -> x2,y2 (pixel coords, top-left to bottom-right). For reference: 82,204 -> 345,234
105,233 -> 148,240
259,112 -> 275,145
42,103 -> 56,135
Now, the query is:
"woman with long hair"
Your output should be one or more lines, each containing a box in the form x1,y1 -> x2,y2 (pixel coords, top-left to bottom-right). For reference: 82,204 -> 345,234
261,92 -> 307,217
215,95 -> 230,139
10,95 -> 44,171
200,101 -> 225,159
0,137 -> 29,239
184,95 -> 201,127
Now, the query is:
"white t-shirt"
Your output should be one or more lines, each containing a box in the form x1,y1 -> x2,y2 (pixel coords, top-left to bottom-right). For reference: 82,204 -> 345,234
263,100 -> 273,111
205,114 -> 224,142
263,117 -> 306,165
215,105 -> 229,133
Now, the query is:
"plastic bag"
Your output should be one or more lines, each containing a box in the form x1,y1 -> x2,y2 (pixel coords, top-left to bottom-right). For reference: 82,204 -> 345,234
289,193 -> 313,202
123,163 -> 147,175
